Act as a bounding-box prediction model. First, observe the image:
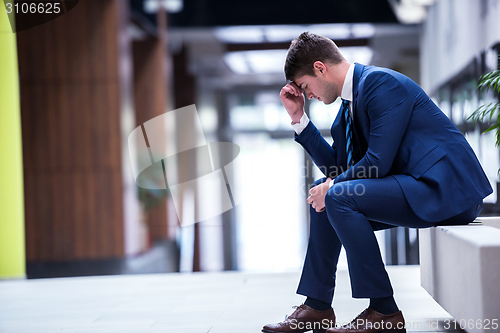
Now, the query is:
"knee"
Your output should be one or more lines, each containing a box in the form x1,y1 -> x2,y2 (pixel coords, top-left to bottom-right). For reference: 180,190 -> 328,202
326,182 -> 358,211
327,183 -> 347,199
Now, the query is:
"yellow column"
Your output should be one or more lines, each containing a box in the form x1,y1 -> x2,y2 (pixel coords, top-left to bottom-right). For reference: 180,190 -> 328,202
0,3 -> 26,279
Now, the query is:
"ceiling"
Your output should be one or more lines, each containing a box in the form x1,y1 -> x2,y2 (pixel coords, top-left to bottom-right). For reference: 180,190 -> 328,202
129,0 -> 421,93
167,24 -> 420,90
167,0 -> 399,27
130,0 -> 399,28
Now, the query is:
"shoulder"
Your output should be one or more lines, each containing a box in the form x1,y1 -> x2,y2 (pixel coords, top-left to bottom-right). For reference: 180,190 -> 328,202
359,66 -> 402,87
357,66 -> 412,99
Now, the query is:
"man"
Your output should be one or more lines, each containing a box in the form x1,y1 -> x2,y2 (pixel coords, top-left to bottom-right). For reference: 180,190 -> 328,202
262,32 -> 492,333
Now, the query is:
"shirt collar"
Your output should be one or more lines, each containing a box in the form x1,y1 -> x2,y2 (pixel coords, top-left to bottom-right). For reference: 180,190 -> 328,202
341,63 -> 355,102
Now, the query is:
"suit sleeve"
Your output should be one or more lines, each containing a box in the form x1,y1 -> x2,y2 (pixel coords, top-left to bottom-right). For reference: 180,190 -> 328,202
334,72 -> 413,184
294,120 -> 341,178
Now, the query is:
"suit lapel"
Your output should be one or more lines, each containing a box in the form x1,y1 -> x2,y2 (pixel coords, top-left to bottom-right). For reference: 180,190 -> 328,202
331,104 -> 346,170
351,63 -> 367,163
331,63 -> 367,169
352,62 -> 362,123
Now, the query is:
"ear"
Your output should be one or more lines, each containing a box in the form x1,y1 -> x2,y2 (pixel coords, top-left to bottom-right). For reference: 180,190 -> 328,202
313,61 -> 327,75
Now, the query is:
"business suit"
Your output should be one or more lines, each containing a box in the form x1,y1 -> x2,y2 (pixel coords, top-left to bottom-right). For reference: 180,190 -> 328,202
294,63 -> 493,301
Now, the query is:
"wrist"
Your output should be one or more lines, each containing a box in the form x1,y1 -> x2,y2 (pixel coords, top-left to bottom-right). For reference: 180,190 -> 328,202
291,111 -> 304,124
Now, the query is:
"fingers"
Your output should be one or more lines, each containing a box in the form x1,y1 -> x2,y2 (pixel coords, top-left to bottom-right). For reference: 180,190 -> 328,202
309,198 -> 326,212
309,184 -> 327,212
307,195 -> 316,210
281,83 -> 302,97
281,85 -> 297,98
306,195 -> 313,204
307,195 -> 316,208
289,82 -> 302,95
309,185 -> 320,195
308,196 -> 325,212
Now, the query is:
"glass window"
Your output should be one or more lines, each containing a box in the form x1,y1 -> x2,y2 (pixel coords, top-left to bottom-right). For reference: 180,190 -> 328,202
233,134 -> 307,271
309,99 -> 341,130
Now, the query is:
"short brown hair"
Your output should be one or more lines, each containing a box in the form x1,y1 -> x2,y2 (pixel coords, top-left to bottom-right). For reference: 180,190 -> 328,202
285,32 -> 345,82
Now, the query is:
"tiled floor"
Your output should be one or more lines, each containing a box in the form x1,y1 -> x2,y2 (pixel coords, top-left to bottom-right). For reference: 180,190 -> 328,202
0,266 -> 463,333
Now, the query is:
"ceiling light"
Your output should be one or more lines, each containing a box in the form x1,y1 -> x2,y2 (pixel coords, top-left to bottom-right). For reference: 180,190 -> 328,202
388,0 -> 435,24
144,0 -> 183,14
214,26 -> 265,44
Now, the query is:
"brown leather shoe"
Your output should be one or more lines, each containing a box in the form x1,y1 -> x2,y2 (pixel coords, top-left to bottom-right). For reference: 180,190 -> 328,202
262,304 -> 336,333
326,308 -> 405,333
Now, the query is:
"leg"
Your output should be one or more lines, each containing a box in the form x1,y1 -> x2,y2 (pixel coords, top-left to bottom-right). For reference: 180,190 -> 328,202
323,176 -> 483,333
297,178 -> 342,305
264,180 -> 338,333
324,176 -> 435,299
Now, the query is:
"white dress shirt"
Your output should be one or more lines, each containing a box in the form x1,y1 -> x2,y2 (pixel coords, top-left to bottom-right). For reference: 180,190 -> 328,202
291,63 -> 355,187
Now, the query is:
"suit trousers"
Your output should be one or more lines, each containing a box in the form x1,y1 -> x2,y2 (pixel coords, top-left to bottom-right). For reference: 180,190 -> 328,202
296,176 -> 483,303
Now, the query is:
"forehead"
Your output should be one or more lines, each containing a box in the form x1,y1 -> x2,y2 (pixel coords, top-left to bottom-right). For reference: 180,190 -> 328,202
294,75 -> 314,87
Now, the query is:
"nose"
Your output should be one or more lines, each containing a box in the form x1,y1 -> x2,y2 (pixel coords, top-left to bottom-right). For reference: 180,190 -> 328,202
307,92 -> 314,100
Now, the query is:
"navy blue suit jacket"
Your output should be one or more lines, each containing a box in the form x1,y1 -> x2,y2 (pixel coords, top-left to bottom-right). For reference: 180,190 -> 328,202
295,63 -> 493,222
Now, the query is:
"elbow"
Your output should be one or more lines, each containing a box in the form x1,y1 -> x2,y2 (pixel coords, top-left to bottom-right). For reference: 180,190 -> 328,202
374,165 -> 390,178
365,154 -> 390,178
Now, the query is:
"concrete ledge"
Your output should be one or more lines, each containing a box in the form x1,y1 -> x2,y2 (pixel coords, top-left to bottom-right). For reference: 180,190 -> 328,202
476,216 -> 500,230
419,223 -> 500,333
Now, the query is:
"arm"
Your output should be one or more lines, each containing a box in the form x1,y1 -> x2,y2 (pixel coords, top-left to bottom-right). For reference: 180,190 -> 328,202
279,82 -> 340,177
334,72 -> 413,184
295,121 -> 339,178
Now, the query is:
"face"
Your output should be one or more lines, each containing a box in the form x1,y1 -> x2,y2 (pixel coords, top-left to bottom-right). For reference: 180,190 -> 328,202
294,74 -> 340,105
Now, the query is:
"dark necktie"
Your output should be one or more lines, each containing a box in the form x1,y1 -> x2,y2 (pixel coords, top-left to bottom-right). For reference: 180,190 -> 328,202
343,99 -> 353,169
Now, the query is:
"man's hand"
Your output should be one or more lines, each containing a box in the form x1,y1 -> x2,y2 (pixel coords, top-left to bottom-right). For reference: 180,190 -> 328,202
307,178 -> 331,212
280,82 -> 305,124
